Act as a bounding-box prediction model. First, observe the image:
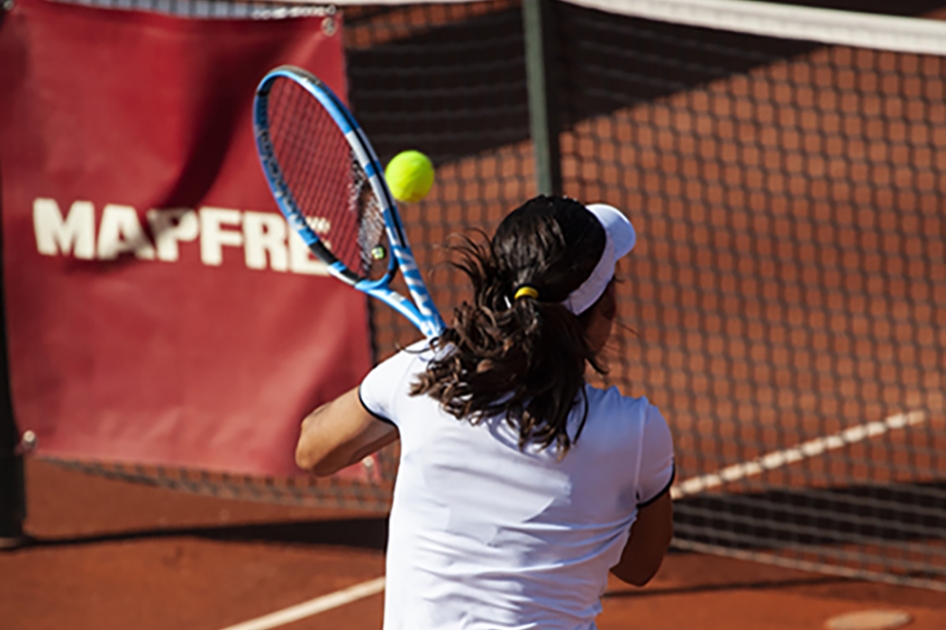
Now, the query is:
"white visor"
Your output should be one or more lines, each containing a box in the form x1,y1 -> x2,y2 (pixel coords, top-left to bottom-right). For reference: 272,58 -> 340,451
560,203 -> 636,315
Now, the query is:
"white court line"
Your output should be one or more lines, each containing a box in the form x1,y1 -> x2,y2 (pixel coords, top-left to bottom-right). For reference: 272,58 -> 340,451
215,577 -> 385,630
670,411 -> 927,500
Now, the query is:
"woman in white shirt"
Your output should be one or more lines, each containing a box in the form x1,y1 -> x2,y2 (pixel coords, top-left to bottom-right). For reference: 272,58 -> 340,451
296,195 -> 675,630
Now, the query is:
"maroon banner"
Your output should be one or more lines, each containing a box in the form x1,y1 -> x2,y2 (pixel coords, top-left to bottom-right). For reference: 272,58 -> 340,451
0,0 -> 373,477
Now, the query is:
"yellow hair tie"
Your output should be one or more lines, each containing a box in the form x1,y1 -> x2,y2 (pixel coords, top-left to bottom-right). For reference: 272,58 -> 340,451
514,286 -> 539,300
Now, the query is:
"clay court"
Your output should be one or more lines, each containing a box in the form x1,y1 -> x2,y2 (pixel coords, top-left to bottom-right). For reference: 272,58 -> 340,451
1,458 -> 944,629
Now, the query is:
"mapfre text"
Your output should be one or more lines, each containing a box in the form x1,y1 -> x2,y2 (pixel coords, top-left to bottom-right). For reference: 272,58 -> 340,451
32,198 -> 329,276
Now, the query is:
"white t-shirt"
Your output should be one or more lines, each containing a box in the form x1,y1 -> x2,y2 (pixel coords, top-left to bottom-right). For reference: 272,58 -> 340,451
360,342 -> 675,630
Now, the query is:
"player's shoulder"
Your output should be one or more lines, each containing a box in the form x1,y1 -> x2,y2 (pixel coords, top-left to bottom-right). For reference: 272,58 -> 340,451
378,338 -> 437,368
582,383 -> 660,427
361,339 -> 441,420
584,382 -> 651,410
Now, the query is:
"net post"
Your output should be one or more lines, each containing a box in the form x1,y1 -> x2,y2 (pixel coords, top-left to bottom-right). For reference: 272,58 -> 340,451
522,0 -> 562,196
0,163 -> 26,550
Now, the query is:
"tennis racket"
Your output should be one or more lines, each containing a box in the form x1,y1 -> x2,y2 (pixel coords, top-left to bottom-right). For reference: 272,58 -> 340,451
253,65 -> 445,338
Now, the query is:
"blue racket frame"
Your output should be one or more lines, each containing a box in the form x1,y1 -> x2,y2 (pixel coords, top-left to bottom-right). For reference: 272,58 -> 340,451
253,66 -> 445,338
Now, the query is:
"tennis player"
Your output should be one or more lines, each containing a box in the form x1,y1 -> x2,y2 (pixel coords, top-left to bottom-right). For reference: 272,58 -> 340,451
296,195 -> 675,629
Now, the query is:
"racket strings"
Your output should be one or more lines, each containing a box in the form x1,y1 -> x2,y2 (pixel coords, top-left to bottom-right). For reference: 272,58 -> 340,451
349,158 -> 388,278
267,76 -> 381,277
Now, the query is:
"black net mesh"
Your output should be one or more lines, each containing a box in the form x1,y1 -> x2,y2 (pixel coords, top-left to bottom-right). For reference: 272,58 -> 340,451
553,1 -> 946,590
344,0 -> 533,354
32,0 -> 946,591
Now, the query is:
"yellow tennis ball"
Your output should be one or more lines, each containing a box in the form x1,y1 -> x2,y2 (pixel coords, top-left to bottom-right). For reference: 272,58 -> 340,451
385,150 -> 435,203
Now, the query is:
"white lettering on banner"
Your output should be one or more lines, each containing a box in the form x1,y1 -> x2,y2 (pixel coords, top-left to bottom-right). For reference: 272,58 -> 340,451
148,208 -> 199,262
200,207 -> 244,266
33,198 -> 96,259
305,216 -> 331,234
244,211 -> 289,272
31,198 -> 330,276
98,204 -> 156,260
289,229 -> 331,276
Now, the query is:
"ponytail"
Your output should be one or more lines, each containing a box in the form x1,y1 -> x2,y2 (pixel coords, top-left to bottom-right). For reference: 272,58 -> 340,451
411,196 -> 608,454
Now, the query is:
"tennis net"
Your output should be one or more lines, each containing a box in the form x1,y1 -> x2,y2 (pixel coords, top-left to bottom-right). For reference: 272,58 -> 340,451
550,0 -> 946,590
346,0 -> 946,591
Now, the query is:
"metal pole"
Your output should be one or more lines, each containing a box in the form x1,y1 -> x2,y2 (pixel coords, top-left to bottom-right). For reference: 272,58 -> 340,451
0,159 -> 26,549
522,0 -> 563,196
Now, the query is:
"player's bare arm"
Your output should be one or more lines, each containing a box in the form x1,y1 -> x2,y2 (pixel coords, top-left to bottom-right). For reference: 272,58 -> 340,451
610,491 -> 673,586
295,387 -> 398,477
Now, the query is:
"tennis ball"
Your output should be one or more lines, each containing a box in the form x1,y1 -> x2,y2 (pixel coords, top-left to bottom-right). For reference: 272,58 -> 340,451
385,150 -> 435,203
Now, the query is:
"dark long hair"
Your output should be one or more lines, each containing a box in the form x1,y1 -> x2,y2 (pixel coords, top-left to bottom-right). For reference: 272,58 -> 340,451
410,195 -> 608,454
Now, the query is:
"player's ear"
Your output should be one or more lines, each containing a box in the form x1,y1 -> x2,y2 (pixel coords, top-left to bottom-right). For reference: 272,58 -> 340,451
580,279 -> 617,353
598,279 -> 617,321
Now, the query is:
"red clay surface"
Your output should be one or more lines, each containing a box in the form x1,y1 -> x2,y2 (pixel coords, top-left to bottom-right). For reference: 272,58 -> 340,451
2,458 -> 945,630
